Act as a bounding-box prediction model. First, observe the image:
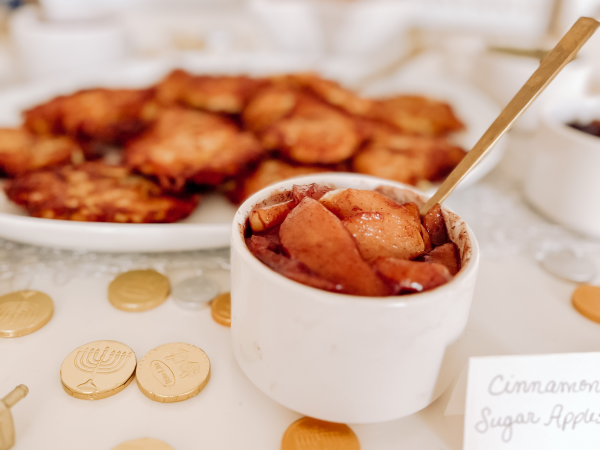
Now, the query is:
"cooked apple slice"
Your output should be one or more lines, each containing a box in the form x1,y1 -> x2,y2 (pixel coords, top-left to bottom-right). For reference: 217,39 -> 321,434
320,188 -> 417,223
280,197 -> 390,296
373,257 -> 452,294
248,235 -> 340,292
422,203 -> 449,246
342,212 -> 425,262
421,242 -> 461,275
249,201 -> 294,233
420,224 -> 432,253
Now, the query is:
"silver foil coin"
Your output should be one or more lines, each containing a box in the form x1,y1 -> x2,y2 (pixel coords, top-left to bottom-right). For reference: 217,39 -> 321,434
540,249 -> 596,283
173,276 -> 220,310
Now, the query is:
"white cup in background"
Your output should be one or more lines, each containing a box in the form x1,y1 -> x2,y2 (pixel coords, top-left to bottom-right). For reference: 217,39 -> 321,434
38,0 -> 132,21
9,6 -> 128,81
525,97 -> 600,238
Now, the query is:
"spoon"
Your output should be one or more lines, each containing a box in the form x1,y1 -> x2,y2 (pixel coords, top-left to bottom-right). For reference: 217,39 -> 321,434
420,16 -> 600,216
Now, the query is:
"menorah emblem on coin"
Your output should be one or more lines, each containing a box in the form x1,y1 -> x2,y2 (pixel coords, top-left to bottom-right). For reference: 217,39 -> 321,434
74,346 -> 132,393
0,301 -> 39,326
0,291 -> 39,326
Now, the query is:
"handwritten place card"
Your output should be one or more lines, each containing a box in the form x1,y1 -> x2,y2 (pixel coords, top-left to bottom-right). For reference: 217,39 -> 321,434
464,353 -> 600,449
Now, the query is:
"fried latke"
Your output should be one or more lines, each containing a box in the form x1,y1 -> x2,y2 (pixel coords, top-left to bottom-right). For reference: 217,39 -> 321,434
4,162 -> 199,223
0,128 -> 80,176
276,73 -> 374,116
242,85 -> 297,133
156,69 -> 265,114
24,88 -> 157,144
368,95 -> 465,136
125,107 -> 264,190
352,128 -> 467,185
232,159 -> 327,202
244,87 -> 365,165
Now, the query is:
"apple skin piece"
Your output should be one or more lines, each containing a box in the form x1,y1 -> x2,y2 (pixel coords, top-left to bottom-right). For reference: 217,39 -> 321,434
319,188 -> 417,223
420,224 -> 432,253
280,197 -> 391,296
342,211 -> 425,262
373,257 -> 452,294
422,203 -> 449,247
249,200 -> 294,233
421,242 -> 461,276
292,183 -> 333,204
247,235 -> 341,292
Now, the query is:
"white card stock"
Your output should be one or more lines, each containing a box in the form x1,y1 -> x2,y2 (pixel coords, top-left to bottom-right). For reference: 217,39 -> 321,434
464,353 -> 600,449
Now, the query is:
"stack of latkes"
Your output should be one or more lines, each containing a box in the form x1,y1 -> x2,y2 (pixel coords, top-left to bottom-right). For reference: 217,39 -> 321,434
0,70 -> 466,223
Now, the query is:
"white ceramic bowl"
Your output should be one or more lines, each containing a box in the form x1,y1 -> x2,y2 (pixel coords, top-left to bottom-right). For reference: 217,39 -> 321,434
524,96 -> 600,238
230,173 -> 479,423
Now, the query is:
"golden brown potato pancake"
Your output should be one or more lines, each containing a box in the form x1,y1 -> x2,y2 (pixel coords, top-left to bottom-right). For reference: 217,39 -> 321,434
244,87 -> 365,165
125,107 -> 264,190
24,88 -> 157,144
0,128 -> 80,177
4,162 -> 199,223
368,95 -> 465,136
156,69 -> 266,114
231,158 -> 327,203
352,127 -> 467,185
274,73 -> 374,116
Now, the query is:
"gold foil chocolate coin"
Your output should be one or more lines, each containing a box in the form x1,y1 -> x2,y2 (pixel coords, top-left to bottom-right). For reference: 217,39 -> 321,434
136,342 -> 210,403
572,285 -> 600,323
211,292 -> 231,327
112,438 -> 175,450
0,290 -> 54,338
108,270 -> 170,312
281,417 -> 360,450
60,340 -> 137,400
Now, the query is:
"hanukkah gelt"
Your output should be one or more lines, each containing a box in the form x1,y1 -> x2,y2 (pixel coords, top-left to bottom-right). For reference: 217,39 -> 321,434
281,417 -> 360,450
572,285 -> 600,323
108,270 -> 170,312
211,292 -> 231,327
60,340 -> 137,400
172,276 -> 219,310
112,438 -> 174,450
540,249 -> 596,283
136,342 -> 210,403
0,290 -> 54,338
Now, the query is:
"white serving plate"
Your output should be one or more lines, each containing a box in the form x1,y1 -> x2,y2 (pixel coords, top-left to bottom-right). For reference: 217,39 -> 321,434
0,60 -> 503,252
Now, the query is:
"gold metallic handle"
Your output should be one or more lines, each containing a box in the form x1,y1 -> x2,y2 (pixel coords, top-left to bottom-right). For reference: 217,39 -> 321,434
420,17 -> 600,216
2,385 -> 28,409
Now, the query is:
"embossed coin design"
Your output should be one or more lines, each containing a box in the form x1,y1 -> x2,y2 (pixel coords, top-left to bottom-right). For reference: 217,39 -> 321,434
0,290 -> 54,338
60,340 -> 137,400
211,292 -> 231,327
108,270 -> 170,312
173,276 -> 219,310
572,285 -> 600,323
136,342 -> 210,403
112,438 -> 175,450
281,417 -> 360,450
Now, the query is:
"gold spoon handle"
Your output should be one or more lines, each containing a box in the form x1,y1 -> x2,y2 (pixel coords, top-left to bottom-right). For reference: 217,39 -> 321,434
420,16 -> 600,216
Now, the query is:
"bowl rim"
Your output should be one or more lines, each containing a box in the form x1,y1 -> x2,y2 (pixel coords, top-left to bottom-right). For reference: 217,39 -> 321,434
541,95 -> 600,147
231,173 -> 480,308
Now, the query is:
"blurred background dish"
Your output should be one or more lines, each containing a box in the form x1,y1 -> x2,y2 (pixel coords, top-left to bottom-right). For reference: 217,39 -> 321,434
525,96 -> 600,238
